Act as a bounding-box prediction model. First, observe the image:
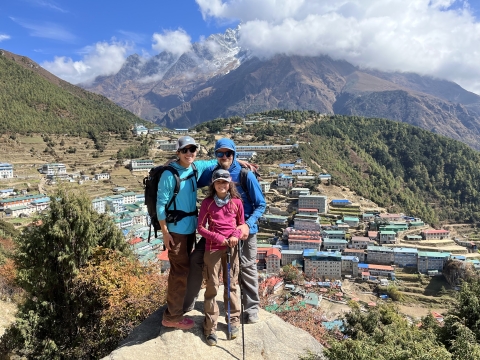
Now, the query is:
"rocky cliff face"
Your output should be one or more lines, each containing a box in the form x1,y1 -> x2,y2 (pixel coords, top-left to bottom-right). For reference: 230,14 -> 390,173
82,27 -> 480,149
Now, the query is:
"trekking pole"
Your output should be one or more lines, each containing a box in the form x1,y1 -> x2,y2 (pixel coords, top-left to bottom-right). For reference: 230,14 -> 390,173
227,246 -> 232,340
238,241 -> 245,360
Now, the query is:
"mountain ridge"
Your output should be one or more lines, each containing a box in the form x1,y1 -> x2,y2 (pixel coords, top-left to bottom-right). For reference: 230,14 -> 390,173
81,27 -> 480,149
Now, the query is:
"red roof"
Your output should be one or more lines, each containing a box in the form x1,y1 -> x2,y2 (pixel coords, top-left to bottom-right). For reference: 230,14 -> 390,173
343,249 -> 365,253
265,248 -> 282,258
362,272 -> 370,276
423,229 -> 449,234
352,236 -> 371,241
129,237 -> 142,245
157,250 -> 169,261
298,208 -> 318,212
368,264 -> 394,271
368,231 -> 378,237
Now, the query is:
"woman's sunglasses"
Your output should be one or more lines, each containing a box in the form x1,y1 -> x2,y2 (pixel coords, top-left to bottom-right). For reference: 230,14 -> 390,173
215,150 -> 234,158
179,146 -> 197,154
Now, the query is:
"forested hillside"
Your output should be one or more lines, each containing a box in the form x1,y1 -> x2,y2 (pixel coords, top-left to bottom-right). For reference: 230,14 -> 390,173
299,115 -> 480,224
222,110 -> 480,225
0,51 -> 145,136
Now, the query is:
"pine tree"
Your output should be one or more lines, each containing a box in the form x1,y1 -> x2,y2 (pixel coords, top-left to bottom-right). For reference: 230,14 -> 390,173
0,188 -> 129,359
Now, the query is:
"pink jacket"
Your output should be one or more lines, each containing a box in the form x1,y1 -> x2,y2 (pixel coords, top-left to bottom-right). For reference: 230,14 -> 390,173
197,197 -> 245,251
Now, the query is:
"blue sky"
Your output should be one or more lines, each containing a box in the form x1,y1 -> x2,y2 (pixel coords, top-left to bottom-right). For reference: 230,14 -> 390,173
1,0 -> 480,94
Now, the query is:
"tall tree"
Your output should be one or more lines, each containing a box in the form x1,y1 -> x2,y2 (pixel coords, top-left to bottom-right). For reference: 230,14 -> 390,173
0,188 -> 129,359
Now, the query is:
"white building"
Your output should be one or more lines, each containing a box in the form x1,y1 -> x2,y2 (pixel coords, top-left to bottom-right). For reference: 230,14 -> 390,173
277,174 -> 293,188
41,163 -> 66,175
130,159 -> 154,172
259,181 -> 271,193
304,250 -> 342,280
92,198 -> 106,214
0,163 -> 14,179
291,188 -> 310,197
94,173 -> 110,181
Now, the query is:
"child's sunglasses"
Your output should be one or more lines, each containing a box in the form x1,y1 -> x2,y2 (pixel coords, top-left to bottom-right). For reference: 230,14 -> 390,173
179,146 -> 197,154
215,150 -> 234,158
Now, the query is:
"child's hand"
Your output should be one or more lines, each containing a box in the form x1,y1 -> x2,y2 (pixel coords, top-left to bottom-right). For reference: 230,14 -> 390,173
221,239 -> 230,247
228,236 -> 239,247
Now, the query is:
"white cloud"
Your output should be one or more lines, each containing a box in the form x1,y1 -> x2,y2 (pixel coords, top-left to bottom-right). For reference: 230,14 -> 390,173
152,28 -> 192,56
41,41 -> 131,85
196,0 -> 480,94
0,34 -> 11,42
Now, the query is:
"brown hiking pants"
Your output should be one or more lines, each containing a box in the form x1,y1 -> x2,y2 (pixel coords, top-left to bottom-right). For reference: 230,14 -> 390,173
163,232 -> 196,322
203,246 -> 240,335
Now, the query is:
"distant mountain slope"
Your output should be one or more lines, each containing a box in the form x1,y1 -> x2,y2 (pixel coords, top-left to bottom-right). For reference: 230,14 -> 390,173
82,27 -> 480,150
0,49 -> 144,135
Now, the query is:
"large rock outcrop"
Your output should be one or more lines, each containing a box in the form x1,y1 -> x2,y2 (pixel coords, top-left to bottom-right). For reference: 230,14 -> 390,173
103,287 -> 325,360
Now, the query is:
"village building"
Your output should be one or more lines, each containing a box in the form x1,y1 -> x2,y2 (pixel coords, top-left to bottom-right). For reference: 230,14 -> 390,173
291,188 -> 310,197
367,231 -> 379,241
323,238 -> 348,251
260,214 -> 288,224
342,248 -> 366,262
322,230 -> 346,240
378,213 -> 404,222
236,151 -> 257,160
0,194 -> 45,211
303,250 -> 342,280
158,142 -> 177,151
174,128 -> 189,134
0,189 -> 14,197
279,163 -> 295,170
0,163 -> 14,179
379,230 -> 397,244
341,255 -> 360,275
41,163 -> 66,175
94,173 -> 110,180
393,248 -> 418,268
318,173 -> 331,181
330,199 -> 352,207
288,235 -> 322,251
421,229 -> 450,240
259,181 -> 271,193
130,159 -> 154,172
120,191 -> 137,205
366,246 -> 394,265
343,216 -> 360,227
277,173 -> 293,188
417,251 -> 451,273
292,169 -> 307,176
236,144 -> 299,151
133,124 -> 149,136
298,208 -> 318,216
92,198 -> 106,214
157,250 -> 170,272
351,236 -> 376,249
358,264 -> 395,279
298,195 -> 328,213
280,249 -> 303,266
257,248 -> 282,273
293,216 -> 321,231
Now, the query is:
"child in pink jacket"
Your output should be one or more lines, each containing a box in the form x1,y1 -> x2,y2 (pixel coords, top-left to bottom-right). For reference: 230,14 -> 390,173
197,169 -> 244,346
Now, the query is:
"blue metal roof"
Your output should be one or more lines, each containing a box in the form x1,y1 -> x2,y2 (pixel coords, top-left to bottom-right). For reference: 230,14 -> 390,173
332,199 -> 351,204
358,263 -> 369,268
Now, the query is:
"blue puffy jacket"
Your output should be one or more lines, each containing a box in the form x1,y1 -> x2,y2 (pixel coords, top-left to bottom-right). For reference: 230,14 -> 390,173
197,138 -> 266,234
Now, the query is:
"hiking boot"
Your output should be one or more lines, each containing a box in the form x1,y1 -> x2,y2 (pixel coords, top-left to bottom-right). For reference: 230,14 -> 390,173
230,326 -> 239,339
206,333 -> 218,346
248,313 -> 259,324
162,316 -> 195,330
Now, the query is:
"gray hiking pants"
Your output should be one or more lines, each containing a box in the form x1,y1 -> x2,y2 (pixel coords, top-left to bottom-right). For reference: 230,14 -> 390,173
184,234 -> 260,319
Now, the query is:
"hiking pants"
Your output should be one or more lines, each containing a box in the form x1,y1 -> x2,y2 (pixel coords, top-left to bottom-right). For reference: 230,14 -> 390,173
183,237 -> 205,312
240,233 -> 260,319
163,232 -> 195,323
184,234 -> 260,319
203,246 -> 240,335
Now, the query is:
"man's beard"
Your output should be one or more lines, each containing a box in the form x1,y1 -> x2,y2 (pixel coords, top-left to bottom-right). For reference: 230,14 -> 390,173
219,161 -> 230,170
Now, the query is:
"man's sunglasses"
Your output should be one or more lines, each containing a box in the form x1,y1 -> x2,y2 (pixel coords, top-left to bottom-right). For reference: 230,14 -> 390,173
215,150 -> 234,158
179,146 -> 197,154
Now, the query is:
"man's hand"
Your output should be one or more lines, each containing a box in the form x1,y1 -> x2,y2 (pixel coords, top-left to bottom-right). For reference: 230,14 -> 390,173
228,236 -> 239,247
163,232 -> 174,250
236,223 -> 249,240
237,159 -> 259,172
